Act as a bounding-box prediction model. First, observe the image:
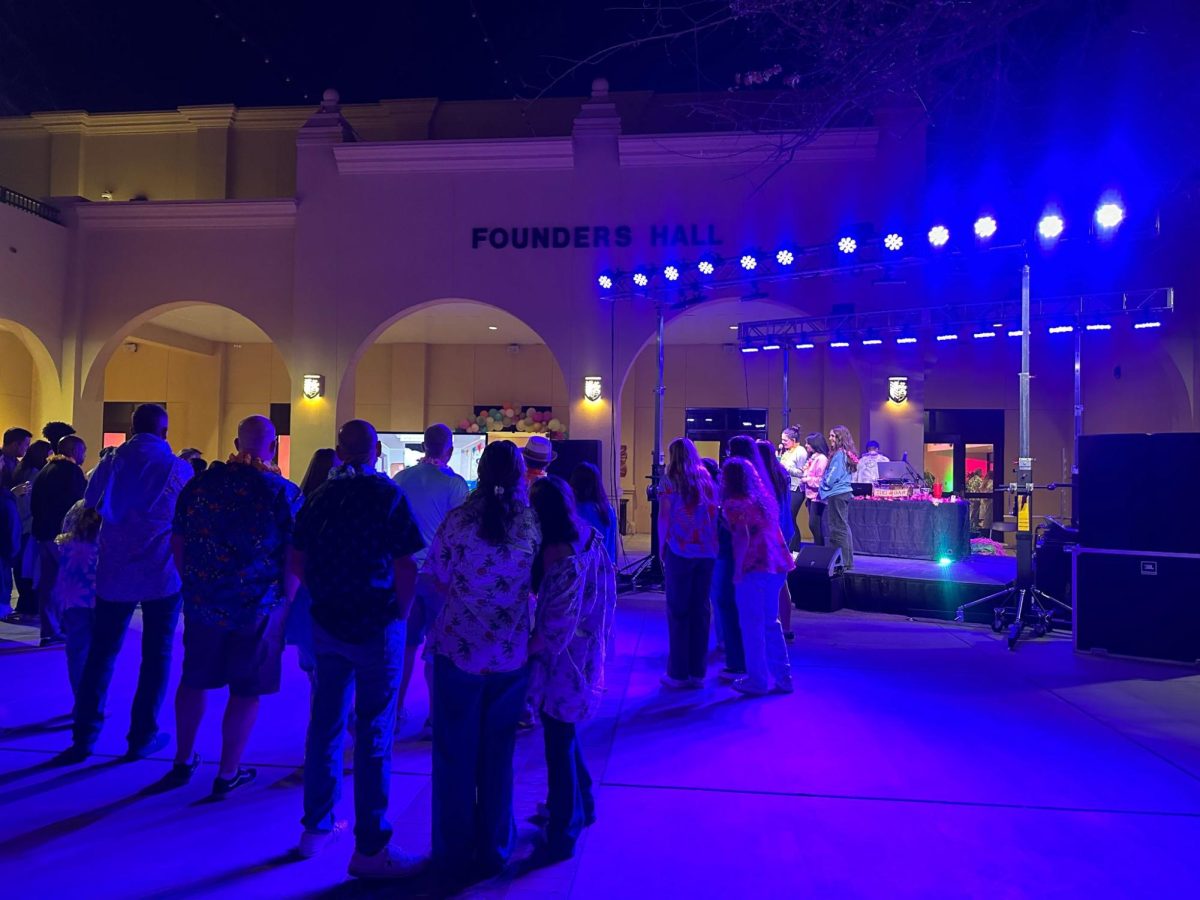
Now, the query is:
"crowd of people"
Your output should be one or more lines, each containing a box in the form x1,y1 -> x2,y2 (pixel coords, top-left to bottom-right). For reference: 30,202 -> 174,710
2,407 -> 864,887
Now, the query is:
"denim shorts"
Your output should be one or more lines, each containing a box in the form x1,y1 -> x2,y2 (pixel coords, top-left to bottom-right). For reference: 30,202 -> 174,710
405,573 -> 443,648
182,604 -> 288,697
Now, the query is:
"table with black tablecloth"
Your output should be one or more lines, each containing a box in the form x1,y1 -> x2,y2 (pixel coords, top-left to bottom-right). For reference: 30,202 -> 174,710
845,498 -> 971,560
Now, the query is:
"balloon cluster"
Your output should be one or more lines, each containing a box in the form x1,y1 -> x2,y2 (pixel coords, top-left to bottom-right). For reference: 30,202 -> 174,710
458,406 -> 566,439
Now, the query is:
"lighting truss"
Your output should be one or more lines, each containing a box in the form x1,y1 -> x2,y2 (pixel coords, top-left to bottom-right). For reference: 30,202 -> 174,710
735,287 -> 1174,348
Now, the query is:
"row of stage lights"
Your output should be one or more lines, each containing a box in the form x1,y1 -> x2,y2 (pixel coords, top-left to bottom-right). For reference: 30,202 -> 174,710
596,199 -> 1128,291
739,313 -> 1162,354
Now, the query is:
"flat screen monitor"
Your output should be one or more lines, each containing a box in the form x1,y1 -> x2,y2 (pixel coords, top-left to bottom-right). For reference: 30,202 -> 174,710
377,433 -> 488,489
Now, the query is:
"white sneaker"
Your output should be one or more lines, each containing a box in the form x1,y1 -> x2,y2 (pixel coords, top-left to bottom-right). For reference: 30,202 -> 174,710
296,820 -> 348,859
347,843 -> 427,879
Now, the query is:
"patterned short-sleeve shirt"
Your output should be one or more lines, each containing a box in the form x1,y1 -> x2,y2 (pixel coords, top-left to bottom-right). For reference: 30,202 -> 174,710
425,501 -> 541,675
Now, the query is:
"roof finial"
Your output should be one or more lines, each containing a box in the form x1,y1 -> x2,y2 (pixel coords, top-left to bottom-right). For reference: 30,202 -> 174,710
320,88 -> 341,112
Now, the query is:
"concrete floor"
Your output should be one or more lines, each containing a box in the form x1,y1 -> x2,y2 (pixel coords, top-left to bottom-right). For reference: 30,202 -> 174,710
2,597 -> 1200,898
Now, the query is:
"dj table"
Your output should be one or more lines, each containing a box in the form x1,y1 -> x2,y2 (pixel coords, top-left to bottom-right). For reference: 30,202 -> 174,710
846,497 -> 971,561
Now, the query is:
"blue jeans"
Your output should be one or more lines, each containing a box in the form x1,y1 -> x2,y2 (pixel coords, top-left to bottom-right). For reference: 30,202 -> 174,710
302,619 -> 405,856
734,572 -> 790,691
61,606 -> 95,700
72,595 -> 182,751
711,556 -> 744,672
663,547 -> 714,681
432,655 -> 530,876
542,713 -> 594,857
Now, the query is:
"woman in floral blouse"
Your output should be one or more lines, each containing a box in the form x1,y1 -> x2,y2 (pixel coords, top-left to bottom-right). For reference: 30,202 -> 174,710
425,440 -> 541,884
528,476 -> 616,861
720,457 -> 795,696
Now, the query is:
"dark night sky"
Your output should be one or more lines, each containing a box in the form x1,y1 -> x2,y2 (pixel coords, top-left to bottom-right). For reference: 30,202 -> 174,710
1,1 -> 1196,193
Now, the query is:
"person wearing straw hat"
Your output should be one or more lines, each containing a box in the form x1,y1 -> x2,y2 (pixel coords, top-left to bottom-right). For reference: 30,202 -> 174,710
521,435 -> 556,490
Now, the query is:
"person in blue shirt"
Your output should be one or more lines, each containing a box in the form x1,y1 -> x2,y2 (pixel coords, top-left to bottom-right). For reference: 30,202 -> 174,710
819,425 -> 860,571
568,462 -> 618,565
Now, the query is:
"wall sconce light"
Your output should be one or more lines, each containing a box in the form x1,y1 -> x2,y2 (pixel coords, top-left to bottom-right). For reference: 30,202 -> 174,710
583,375 -> 603,402
302,374 -> 326,400
100,190 -> 114,201
887,376 -> 909,404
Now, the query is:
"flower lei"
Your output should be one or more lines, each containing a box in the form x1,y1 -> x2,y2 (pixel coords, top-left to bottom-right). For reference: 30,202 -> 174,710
226,451 -> 281,475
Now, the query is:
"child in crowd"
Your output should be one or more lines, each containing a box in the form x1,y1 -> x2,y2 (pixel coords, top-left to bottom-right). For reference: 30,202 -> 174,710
53,501 -> 101,703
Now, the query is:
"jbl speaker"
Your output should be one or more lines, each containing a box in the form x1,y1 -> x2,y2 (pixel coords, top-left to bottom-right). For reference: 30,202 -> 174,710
1074,547 -> 1200,665
546,440 -> 603,481
788,545 -> 845,612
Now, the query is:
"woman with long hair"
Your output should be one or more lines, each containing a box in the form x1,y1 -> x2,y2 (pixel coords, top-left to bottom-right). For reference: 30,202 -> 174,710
801,433 -> 830,547
426,440 -> 540,883
528,476 -> 615,861
569,462 -> 618,565
719,457 -> 794,695
821,425 -> 859,571
657,437 -> 720,689
756,439 -> 797,642
780,426 -> 809,552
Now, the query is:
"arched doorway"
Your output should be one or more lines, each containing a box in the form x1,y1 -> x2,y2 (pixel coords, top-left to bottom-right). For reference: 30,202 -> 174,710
0,318 -> 63,434
617,297 -> 832,533
83,303 -> 293,475
342,299 -> 570,478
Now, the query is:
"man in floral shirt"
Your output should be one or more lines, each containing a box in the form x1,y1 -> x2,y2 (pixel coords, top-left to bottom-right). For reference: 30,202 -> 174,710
168,415 -> 301,796
290,419 -> 426,880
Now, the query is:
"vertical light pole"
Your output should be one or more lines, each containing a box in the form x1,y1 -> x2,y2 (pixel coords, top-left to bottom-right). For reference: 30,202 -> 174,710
781,345 -> 791,437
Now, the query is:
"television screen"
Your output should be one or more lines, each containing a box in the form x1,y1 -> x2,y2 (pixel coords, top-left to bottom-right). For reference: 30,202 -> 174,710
377,433 -> 487,488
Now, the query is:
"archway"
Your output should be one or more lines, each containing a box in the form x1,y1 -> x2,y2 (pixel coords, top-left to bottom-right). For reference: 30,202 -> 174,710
341,299 -> 570,478
617,296 -> 844,534
83,302 -> 293,475
0,318 -> 64,434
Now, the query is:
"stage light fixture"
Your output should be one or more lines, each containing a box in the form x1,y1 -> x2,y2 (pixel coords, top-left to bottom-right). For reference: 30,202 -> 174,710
972,329 -> 997,339
895,333 -> 918,345
862,338 -> 883,346
883,233 -> 904,251
1038,213 -> 1065,240
1008,329 -> 1024,337
740,253 -> 758,271
938,556 -> 953,567
632,271 -> 649,287
830,340 -> 851,348
795,342 -> 815,350
1133,319 -> 1161,330
1085,323 -> 1112,331
762,344 -> 781,351
936,332 -> 958,342
974,216 -> 997,239
1095,201 -> 1125,231
776,249 -> 795,265
663,264 -> 680,282
1048,324 -> 1074,334
837,236 -> 857,254
698,259 -> 715,275
740,345 -> 760,353
928,225 -> 950,247
597,273 -> 613,289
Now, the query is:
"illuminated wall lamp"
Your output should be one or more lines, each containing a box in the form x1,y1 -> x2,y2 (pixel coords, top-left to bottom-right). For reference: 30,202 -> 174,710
888,376 -> 909,404
583,375 -> 603,402
302,374 -> 326,400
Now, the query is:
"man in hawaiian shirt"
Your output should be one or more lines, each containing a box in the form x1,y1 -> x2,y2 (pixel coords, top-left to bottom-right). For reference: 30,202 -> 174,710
290,419 -> 426,879
167,415 -> 301,797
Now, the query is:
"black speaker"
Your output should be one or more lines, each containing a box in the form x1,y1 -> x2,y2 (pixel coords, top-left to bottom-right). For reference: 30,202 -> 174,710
1075,547 -> 1200,665
1078,433 -> 1200,553
546,440 -> 603,481
788,545 -> 844,612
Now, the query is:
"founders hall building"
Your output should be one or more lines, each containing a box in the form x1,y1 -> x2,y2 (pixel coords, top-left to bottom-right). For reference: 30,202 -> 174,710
1,83 -> 1194,532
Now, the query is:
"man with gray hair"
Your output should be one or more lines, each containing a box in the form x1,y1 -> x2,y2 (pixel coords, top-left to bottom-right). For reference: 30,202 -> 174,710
167,415 -> 302,797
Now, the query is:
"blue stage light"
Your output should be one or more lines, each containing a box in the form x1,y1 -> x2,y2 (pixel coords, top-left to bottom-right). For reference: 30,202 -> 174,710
830,340 -> 850,348
663,264 -> 680,282
884,233 -> 904,251
795,342 -> 815,350
938,556 -> 953,567
1008,329 -> 1024,337
698,259 -> 715,275
740,345 -> 759,354
936,332 -> 958,342
740,253 -> 758,271
928,225 -> 950,247
1048,324 -> 1074,334
762,344 -> 781,351
632,271 -> 649,287
837,236 -> 857,254
1085,323 -> 1112,331
973,330 -> 997,339
896,336 -> 918,345
862,338 -> 883,346
776,249 -> 795,265
597,273 -> 613,290
974,216 -> 997,239
1038,214 -> 1065,240
1095,201 -> 1125,231
1133,320 -> 1161,330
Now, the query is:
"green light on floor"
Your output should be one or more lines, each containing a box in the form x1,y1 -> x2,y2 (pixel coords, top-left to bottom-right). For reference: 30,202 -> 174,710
938,556 -> 953,567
